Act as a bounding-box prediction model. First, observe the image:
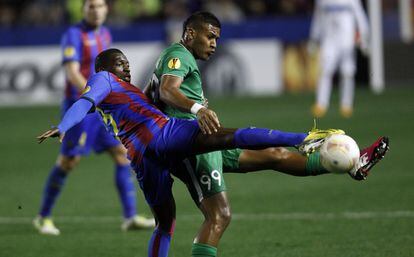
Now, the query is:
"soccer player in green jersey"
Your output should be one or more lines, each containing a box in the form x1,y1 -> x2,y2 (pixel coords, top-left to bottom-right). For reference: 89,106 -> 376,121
145,11 -> 388,257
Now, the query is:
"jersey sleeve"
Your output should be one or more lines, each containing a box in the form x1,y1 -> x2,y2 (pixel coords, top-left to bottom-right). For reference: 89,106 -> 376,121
61,27 -> 82,64
158,49 -> 192,79
81,71 -> 112,108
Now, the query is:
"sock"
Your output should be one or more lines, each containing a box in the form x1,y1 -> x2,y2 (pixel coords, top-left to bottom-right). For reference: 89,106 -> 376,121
305,152 -> 329,176
234,127 -> 307,149
148,228 -> 172,257
39,166 -> 68,217
191,243 -> 217,257
115,164 -> 137,219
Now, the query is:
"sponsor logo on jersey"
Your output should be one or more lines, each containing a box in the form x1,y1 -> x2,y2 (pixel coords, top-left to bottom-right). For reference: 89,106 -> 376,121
64,47 -> 76,58
168,58 -> 181,69
82,85 -> 91,95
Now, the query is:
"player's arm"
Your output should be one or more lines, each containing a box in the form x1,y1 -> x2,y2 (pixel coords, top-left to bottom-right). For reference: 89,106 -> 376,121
37,99 -> 93,143
309,0 -> 322,42
160,74 -> 220,134
308,0 -> 322,54
352,0 -> 370,55
38,72 -> 111,143
64,61 -> 88,91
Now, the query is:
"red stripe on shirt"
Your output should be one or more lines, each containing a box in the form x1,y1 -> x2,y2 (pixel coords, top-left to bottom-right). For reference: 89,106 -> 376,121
102,87 -> 168,129
124,139 -> 143,165
80,32 -> 92,80
114,78 -> 169,128
95,33 -> 103,53
118,119 -> 154,147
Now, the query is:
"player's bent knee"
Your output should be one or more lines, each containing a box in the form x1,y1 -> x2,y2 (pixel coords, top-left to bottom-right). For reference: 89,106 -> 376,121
57,155 -> 81,172
107,145 -> 129,165
209,208 -> 232,232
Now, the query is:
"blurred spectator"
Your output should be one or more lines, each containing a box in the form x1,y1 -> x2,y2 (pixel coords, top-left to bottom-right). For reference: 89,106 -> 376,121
163,0 -> 189,43
202,0 -> 244,23
0,4 -> 15,27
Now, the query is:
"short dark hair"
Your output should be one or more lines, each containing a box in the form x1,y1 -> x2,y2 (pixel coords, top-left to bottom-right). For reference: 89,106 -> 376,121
95,48 -> 123,72
182,11 -> 221,37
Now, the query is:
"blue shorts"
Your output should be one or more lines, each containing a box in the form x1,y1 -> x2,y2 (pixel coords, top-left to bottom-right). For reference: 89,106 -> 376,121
60,99 -> 121,157
135,118 -> 200,206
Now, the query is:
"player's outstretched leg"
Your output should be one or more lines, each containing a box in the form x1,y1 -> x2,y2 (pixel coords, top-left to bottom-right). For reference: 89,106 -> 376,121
192,127 -> 307,154
349,136 -> 390,180
232,147 -> 329,176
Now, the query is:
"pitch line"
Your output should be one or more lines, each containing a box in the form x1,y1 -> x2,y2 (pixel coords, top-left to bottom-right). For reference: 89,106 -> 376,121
1,211 -> 414,224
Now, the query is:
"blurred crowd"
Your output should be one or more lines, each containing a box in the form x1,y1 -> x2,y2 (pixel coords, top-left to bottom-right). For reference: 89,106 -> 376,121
0,0 -> 400,27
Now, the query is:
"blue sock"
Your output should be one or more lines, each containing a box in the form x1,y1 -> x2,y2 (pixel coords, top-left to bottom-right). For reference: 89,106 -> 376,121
148,228 -> 172,257
115,164 -> 137,218
234,127 -> 307,149
39,166 -> 67,217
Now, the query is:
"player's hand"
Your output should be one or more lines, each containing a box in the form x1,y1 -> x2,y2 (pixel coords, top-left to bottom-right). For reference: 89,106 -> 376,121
196,108 -> 221,135
359,40 -> 370,57
37,127 -> 63,144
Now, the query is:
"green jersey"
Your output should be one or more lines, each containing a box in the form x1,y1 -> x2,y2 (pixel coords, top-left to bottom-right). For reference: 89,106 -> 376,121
151,42 -> 205,119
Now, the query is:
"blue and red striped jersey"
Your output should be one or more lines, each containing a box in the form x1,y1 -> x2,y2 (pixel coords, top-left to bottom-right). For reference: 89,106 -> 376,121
81,71 -> 169,164
61,21 -> 111,100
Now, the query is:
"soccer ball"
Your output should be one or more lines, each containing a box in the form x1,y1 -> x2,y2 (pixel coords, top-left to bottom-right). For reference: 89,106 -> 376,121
320,134 -> 360,174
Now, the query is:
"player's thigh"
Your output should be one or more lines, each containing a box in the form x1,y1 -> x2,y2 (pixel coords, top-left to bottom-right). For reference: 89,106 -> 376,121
173,151 -> 226,206
320,42 -> 340,75
339,48 -> 356,77
136,155 -> 174,208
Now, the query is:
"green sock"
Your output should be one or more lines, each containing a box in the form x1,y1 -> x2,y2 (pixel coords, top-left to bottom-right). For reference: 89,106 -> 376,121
305,152 -> 329,176
191,243 -> 217,257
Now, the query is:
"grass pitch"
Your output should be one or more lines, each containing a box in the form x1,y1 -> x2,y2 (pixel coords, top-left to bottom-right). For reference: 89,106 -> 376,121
0,87 -> 413,257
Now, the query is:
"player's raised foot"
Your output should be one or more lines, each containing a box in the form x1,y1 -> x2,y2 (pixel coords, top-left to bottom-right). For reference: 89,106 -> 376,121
33,216 -> 60,236
311,104 -> 327,118
297,120 -> 345,155
349,136 -> 390,181
121,215 -> 156,231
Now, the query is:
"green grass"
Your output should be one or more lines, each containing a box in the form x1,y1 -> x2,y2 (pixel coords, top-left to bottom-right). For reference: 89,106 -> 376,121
1,87 -> 413,257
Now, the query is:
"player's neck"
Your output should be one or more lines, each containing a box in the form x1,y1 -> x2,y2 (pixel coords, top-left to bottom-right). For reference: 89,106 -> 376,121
179,40 -> 195,57
82,20 -> 100,31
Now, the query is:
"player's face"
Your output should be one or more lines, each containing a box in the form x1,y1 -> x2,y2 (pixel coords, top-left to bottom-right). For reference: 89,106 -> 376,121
83,0 -> 108,28
192,24 -> 220,60
108,53 -> 131,83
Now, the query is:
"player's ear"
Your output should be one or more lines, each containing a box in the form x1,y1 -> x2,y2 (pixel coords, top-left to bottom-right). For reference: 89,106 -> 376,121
186,28 -> 195,41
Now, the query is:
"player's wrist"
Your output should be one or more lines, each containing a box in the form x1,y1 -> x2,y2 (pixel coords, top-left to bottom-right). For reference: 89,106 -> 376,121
190,102 -> 205,115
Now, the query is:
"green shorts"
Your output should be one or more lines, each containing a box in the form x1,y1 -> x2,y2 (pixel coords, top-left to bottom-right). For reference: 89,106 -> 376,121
173,149 -> 242,205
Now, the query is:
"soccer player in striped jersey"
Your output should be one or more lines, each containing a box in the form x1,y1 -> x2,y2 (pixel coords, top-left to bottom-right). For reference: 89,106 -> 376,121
33,0 -> 154,236
38,48 -> 388,257
145,11 -> 388,257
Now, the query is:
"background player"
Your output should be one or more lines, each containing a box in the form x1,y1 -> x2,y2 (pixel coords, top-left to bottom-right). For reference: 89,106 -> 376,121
33,0 -> 154,235
309,0 -> 370,118
145,11 -> 388,257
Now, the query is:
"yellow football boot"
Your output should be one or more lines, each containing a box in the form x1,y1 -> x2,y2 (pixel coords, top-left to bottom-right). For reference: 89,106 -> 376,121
297,119 -> 345,155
